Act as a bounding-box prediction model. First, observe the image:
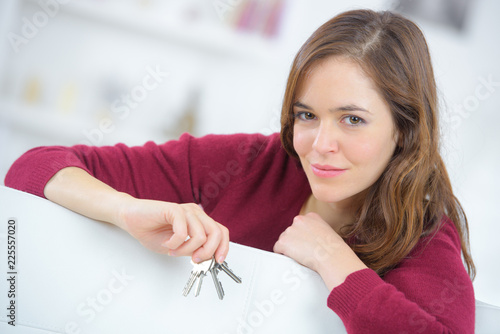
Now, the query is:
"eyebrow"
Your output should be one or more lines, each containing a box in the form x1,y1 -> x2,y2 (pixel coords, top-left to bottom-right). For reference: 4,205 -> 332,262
293,101 -> 371,114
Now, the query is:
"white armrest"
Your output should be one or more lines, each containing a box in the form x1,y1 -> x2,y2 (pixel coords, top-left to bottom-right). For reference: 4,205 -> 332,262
0,186 -> 343,333
1,186 -> 498,333
475,300 -> 500,333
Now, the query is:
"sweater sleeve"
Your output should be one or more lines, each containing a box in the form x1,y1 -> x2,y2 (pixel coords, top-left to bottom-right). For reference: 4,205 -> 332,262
327,220 -> 475,333
4,133 -> 197,203
3,132 -> 282,206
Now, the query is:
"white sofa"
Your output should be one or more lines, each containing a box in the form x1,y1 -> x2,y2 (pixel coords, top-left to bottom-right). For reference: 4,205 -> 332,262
0,186 -> 498,333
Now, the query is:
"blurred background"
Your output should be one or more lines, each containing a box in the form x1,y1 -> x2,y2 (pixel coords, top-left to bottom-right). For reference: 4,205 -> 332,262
0,0 -> 499,306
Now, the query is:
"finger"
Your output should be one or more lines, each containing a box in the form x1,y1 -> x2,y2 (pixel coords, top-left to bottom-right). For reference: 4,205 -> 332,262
214,225 -> 230,263
168,210 -> 206,256
292,214 -> 308,225
193,222 -> 229,264
273,226 -> 296,255
161,208 -> 188,250
191,215 -> 224,262
273,238 -> 285,255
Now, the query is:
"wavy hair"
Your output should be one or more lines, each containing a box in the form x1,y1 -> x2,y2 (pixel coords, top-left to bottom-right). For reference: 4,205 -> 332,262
280,9 -> 475,278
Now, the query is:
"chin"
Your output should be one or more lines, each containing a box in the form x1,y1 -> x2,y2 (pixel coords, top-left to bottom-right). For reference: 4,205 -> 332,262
311,186 -> 353,204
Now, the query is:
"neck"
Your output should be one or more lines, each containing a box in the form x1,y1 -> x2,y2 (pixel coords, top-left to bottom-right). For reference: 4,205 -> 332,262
301,193 -> 362,233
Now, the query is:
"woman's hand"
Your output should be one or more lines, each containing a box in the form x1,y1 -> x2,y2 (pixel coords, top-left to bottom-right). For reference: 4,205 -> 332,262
273,212 -> 367,290
116,197 -> 229,264
44,167 -> 228,264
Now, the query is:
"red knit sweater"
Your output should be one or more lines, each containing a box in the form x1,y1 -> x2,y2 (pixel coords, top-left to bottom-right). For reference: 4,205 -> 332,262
4,132 -> 475,333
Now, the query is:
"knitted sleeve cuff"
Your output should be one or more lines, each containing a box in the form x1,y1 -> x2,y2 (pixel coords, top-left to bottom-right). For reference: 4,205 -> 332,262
5,147 -> 91,198
327,268 -> 385,321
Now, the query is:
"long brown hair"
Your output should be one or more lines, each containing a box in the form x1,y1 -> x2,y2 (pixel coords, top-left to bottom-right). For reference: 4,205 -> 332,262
280,9 -> 475,278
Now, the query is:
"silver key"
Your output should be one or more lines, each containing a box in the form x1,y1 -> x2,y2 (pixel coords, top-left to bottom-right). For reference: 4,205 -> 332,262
194,272 -> 204,297
216,261 -> 242,284
209,260 -> 242,300
183,258 -> 215,297
183,257 -> 242,300
182,269 -> 198,297
210,267 -> 225,300
194,259 -> 215,297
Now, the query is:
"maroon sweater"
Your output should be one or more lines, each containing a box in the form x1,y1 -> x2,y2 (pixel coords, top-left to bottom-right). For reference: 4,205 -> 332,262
5,132 -> 475,333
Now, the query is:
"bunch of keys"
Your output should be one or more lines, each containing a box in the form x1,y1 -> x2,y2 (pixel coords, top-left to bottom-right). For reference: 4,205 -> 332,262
182,257 -> 242,300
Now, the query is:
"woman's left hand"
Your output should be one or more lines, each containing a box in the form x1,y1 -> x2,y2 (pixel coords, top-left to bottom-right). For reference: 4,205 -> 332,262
273,212 -> 367,291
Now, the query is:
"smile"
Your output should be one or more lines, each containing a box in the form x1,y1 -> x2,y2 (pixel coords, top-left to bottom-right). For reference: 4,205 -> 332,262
310,164 -> 347,178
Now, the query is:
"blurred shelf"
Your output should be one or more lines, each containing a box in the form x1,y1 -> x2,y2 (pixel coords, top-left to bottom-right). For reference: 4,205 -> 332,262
24,0 -> 285,64
0,98 -> 94,142
0,98 -> 176,145
3,0 -> 290,145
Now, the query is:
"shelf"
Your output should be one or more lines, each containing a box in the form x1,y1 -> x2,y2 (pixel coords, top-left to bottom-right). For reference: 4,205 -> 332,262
24,0 -> 286,64
0,98 -> 178,145
0,99 -> 94,142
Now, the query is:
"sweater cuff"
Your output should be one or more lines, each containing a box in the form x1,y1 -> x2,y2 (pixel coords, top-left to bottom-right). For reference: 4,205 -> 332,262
5,147 -> 91,199
327,268 -> 385,321
24,160 -> 80,198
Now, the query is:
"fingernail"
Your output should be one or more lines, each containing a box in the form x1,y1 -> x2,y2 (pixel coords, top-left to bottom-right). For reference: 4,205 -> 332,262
168,251 -> 176,256
194,257 -> 201,263
217,256 -> 225,264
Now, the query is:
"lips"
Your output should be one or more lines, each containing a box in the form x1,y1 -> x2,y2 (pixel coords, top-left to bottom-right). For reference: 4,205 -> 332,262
310,164 -> 347,178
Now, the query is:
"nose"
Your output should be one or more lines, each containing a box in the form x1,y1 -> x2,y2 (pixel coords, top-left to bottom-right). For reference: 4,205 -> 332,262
312,122 -> 339,154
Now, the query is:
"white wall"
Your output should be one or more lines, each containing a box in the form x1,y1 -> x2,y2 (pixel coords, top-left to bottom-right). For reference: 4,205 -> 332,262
0,0 -> 499,306
428,0 -> 500,307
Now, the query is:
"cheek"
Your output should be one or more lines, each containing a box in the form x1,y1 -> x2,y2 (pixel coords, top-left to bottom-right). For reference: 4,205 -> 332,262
346,135 -> 395,168
293,125 -> 314,157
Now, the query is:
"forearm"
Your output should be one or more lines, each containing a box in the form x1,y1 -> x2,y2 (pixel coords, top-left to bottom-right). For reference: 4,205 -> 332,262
44,167 -> 132,229
43,167 -> 230,262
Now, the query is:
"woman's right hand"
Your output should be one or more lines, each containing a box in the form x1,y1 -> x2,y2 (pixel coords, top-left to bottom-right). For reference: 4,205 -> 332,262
44,168 -> 227,263
116,196 -> 230,264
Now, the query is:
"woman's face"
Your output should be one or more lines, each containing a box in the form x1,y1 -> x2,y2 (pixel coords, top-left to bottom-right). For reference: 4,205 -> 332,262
293,57 -> 398,205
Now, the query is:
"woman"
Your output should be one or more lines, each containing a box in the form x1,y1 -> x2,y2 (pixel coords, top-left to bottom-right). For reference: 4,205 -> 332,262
5,9 -> 475,333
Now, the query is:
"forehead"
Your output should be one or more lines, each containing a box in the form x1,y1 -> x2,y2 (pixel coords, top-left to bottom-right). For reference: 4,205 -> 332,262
296,57 -> 381,100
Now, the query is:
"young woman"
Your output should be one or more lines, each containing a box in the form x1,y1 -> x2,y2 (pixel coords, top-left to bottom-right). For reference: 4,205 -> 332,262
5,9 -> 475,333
